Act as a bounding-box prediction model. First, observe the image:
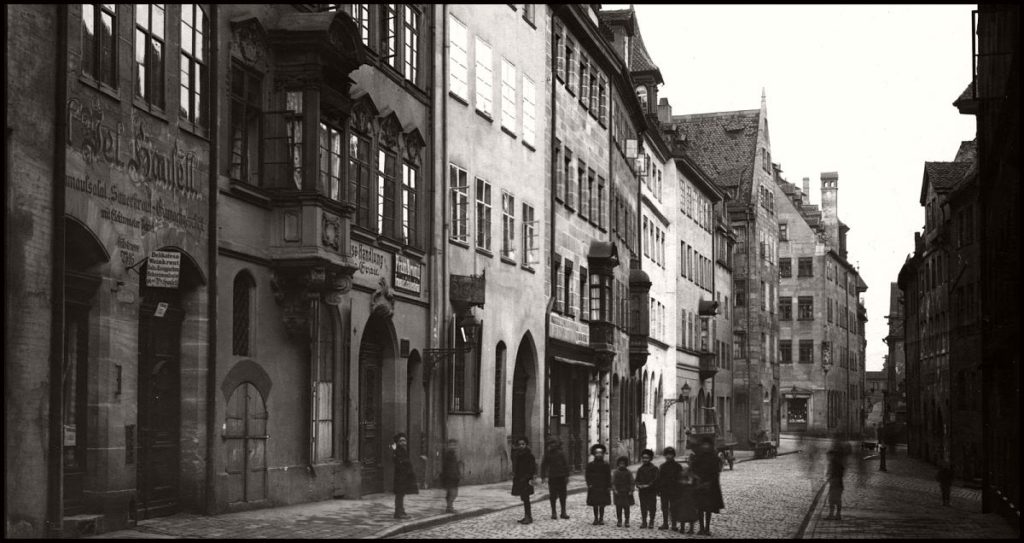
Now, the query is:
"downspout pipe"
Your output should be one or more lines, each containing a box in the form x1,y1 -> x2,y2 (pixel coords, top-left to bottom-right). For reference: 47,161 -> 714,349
745,206 -> 753,447
439,3 -> 450,469
48,4 -> 70,536
544,6 -> 558,447
204,4 -> 219,515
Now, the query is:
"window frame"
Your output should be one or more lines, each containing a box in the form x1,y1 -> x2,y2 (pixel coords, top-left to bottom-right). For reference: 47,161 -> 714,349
81,3 -> 119,89
475,177 -> 492,251
133,3 -> 167,110
449,163 -> 470,244
179,4 -> 209,130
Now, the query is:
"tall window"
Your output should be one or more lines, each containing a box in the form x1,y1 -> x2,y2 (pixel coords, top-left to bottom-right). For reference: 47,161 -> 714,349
501,191 -> 515,259
566,38 -> 576,93
501,59 -> 517,133
82,3 -> 117,87
377,148 -> 397,237
636,85 -> 648,112
779,257 -> 791,278
597,176 -> 606,229
779,296 -> 792,321
179,4 -> 208,128
587,169 -> 596,225
134,4 -> 166,107
563,260 -> 574,317
380,4 -> 398,68
449,164 -> 469,243
564,147 -> 574,207
351,3 -> 369,46
798,257 -> 813,277
579,55 -> 589,106
285,91 -> 304,189
318,123 -> 343,201
554,26 -> 564,82
402,6 -> 420,82
348,129 -> 372,227
579,266 -> 589,321
590,272 -> 610,322
522,203 -> 538,266
578,160 -> 588,219
474,38 -> 493,116
554,141 -> 564,202
798,296 -> 814,320
598,75 -> 608,124
799,340 -> 813,364
494,343 -> 506,427
448,15 -> 468,99
522,76 -> 536,147
476,178 -> 492,250
313,303 -> 336,462
401,164 -> 418,246
735,279 -> 746,307
232,273 -> 255,356
780,339 -> 792,363
554,256 -> 564,313
229,64 -> 261,185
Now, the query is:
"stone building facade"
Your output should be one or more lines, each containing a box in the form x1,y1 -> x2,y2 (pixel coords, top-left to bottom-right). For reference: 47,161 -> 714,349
775,173 -> 867,437
883,281 -> 907,442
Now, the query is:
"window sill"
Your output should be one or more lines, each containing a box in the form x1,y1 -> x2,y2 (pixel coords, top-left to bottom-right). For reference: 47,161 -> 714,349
178,118 -> 210,142
448,410 -> 482,416
501,126 -> 517,139
475,247 -> 494,258
522,140 -> 535,152
521,264 -> 535,274
449,238 -> 470,250
500,256 -> 517,266
78,75 -> 120,102
449,91 -> 469,106
476,109 -> 494,123
523,16 -> 536,30
132,99 -> 168,122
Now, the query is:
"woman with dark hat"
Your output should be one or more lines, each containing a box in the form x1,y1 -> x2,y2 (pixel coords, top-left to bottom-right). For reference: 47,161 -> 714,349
510,436 -> 537,524
691,436 -> 725,535
585,443 -> 612,525
392,432 -> 419,519
540,436 -> 571,519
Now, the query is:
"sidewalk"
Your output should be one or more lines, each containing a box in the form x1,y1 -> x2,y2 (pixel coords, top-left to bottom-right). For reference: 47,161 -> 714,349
97,452 -> 758,540
800,453 -> 1019,539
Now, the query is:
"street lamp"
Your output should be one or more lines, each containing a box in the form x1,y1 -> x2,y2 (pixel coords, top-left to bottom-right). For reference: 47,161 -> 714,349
663,382 -> 691,415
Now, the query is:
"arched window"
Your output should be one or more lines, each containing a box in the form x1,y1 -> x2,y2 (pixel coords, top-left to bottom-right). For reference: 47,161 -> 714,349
494,342 -> 506,427
232,272 -> 255,356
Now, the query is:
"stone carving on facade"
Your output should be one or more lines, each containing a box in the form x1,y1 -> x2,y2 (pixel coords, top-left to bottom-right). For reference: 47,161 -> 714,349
378,111 -> 402,150
322,213 -> 341,251
370,276 -> 395,319
271,265 -> 352,339
402,128 -> 425,166
230,17 -> 268,69
349,94 -> 379,136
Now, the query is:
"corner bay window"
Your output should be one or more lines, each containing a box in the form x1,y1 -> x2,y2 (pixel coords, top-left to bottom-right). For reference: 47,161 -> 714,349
318,123 -> 343,200
348,130 -> 372,226
229,65 -> 261,185
590,272 -> 611,322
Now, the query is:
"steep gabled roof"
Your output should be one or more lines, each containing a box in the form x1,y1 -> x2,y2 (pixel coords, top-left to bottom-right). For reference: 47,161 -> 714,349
670,109 -> 761,202
920,161 -> 973,204
629,29 -> 663,83
953,140 -> 977,163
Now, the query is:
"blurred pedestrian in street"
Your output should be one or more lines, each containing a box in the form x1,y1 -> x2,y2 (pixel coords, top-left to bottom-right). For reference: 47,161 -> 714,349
691,437 -> 724,535
825,448 -> 845,520
510,436 -> 537,524
585,443 -> 612,525
936,461 -> 954,506
635,449 -> 659,529
392,433 -> 418,520
657,446 -> 682,531
672,463 -> 700,534
540,437 -> 571,519
612,455 -> 635,527
440,438 -> 462,514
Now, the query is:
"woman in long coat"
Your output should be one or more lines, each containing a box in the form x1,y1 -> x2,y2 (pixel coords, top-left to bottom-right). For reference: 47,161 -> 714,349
392,433 -> 419,519
510,436 -> 537,524
585,443 -> 612,525
690,438 -> 724,535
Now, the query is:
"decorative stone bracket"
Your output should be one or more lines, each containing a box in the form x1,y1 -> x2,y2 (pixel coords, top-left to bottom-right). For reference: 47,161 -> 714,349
271,265 -> 352,340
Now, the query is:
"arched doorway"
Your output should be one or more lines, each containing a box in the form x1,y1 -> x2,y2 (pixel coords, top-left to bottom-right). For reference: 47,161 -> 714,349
359,315 -> 394,494
137,248 -> 204,519
511,333 -> 537,445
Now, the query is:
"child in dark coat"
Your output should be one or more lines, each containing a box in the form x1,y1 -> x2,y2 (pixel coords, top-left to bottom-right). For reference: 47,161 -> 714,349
510,436 -> 537,524
585,443 -> 612,525
440,438 -> 462,514
691,438 -> 725,535
673,464 -> 701,533
825,449 -> 845,520
540,437 -> 572,519
936,462 -> 954,506
612,456 -> 635,527
392,433 -> 419,520
635,449 -> 659,529
657,446 -> 683,531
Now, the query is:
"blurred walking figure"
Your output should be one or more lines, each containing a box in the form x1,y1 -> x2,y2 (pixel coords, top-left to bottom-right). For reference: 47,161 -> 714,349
825,448 -> 845,520
673,463 -> 701,534
657,446 -> 682,530
440,438 -> 462,514
691,437 -> 725,535
936,461 -> 954,506
585,443 -> 612,525
635,449 -> 659,528
510,436 -> 537,524
612,456 -> 635,527
392,433 -> 419,520
540,437 -> 571,519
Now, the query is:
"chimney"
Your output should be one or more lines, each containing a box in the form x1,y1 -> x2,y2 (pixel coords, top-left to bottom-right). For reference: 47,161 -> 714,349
821,172 -> 839,249
802,177 -> 811,203
657,97 -> 672,124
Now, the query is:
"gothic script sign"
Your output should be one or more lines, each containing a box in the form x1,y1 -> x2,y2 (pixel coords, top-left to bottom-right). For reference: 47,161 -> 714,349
351,240 -> 391,289
146,251 -> 181,288
394,254 -> 422,295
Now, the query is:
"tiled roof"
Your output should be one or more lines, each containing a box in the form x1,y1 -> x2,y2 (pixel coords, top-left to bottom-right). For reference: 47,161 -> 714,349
599,9 -> 633,24
671,109 -> 761,202
953,81 -> 976,113
925,162 -> 972,192
954,140 -> 977,163
630,29 -> 660,77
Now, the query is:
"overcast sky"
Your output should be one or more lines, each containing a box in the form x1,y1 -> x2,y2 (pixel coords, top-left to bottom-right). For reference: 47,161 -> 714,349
616,4 -> 977,371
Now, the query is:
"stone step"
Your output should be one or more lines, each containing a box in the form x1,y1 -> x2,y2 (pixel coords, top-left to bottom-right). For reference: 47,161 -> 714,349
63,514 -> 104,538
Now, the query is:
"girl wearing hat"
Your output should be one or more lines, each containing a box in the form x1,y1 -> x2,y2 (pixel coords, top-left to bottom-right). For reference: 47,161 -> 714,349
392,433 -> 419,519
612,455 -> 635,527
585,443 -> 612,525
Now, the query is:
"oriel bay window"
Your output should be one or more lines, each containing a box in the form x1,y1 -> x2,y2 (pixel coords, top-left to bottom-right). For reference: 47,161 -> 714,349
348,128 -> 372,227
318,122 -> 343,200
229,64 -> 262,185
262,90 -> 304,190
590,272 -> 612,322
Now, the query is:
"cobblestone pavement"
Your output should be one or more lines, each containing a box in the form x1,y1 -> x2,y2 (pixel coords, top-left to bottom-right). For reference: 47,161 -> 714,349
803,452 -> 1019,539
393,453 -> 815,539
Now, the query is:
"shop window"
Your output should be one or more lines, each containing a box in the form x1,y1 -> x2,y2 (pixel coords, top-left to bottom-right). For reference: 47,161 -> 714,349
82,3 -> 118,88
312,304 -> 336,462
